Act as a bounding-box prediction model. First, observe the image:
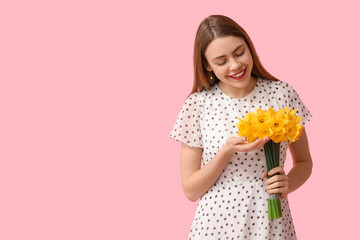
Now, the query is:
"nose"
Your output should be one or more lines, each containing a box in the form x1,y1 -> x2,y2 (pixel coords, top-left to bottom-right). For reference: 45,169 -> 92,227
229,57 -> 241,71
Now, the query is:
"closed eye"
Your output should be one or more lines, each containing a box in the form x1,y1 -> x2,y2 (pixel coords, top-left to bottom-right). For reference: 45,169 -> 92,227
217,61 -> 226,66
217,50 -> 245,66
235,50 -> 245,57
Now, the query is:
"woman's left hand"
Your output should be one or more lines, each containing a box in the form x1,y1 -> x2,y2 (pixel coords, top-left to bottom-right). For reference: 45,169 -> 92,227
261,166 -> 290,198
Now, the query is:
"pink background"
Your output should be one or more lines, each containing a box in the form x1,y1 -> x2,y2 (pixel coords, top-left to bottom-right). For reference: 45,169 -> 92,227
1,0 -> 359,239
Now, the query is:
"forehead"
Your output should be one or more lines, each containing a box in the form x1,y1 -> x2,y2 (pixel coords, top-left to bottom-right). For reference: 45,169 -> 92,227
205,36 -> 246,58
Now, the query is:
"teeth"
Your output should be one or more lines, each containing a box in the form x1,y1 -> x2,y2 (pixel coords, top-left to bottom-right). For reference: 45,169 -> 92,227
232,70 -> 244,77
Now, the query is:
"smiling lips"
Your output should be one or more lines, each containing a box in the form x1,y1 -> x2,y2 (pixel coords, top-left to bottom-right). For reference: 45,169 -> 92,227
229,67 -> 246,80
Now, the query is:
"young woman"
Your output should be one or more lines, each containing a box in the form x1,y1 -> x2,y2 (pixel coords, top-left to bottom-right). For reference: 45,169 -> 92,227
170,15 -> 312,240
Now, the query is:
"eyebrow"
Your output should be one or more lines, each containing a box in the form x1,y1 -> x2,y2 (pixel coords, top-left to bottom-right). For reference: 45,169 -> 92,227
212,44 -> 244,61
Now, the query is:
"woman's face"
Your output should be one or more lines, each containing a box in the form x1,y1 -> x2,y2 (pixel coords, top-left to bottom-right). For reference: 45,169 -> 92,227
204,36 -> 256,97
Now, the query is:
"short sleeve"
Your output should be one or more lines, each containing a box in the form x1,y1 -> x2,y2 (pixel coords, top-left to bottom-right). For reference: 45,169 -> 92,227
280,82 -> 313,126
169,93 -> 203,148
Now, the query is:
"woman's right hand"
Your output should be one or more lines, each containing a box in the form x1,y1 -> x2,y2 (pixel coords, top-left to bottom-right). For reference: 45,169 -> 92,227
224,136 -> 270,154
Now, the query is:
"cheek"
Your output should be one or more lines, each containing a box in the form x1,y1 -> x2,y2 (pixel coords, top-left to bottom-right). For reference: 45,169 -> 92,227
212,68 -> 227,78
245,53 -> 254,65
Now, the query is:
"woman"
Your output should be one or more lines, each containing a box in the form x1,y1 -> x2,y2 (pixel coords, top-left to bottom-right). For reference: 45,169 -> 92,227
170,15 -> 312,239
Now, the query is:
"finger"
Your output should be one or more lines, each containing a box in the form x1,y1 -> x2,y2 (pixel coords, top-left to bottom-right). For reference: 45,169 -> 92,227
257,136 -> 271,146
261,172 -> 267,178
237,137 -> 267,152
265,175 -> 289,186
266,180 -> 289,191
268,166 -> 285,176
267,186 -> 289,194
234,136 -> 247,144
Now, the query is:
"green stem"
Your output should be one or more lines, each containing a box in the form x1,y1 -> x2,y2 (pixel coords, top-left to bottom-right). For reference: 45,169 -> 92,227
268,199 -> 273,219
263,140 -> 283,219
268,195 -> 282,220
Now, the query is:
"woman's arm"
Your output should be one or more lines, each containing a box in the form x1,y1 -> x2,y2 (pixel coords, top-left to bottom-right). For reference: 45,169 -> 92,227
286,128 -> 313,194
180,136 -> 270,202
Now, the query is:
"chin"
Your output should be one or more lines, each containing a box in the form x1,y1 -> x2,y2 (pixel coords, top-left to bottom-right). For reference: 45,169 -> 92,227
230,78 -> 251,87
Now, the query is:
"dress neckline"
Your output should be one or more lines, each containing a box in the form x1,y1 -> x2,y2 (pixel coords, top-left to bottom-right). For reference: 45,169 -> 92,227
215,77 -> 261,101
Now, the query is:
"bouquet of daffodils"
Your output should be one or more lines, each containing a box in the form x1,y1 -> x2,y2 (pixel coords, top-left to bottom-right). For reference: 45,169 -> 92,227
236,107 -> 304,219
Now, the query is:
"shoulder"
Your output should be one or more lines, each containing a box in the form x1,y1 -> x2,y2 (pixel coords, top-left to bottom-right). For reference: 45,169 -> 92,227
259,78 -> 298,96
259,78 -> 292,89
185,85 -> 216,106
184,92 -> 203,109
276,80 -> 298,95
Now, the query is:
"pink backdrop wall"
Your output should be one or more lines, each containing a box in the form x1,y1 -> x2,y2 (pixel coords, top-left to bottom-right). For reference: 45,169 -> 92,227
1,0 -> 359,239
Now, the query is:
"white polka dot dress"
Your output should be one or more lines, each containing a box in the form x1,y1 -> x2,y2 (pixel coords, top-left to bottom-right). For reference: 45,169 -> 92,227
170,77 -> 312,240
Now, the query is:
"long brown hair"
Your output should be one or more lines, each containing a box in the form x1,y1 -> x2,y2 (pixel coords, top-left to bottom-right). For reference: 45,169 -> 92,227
191,15 -> 279,95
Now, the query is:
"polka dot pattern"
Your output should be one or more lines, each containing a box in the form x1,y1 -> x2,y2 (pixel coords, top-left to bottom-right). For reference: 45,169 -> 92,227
169,92 -> 204,148
170,78 -> 312,239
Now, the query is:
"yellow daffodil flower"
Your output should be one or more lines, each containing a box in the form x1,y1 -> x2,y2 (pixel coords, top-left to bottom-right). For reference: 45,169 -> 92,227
236,107 -> 303,144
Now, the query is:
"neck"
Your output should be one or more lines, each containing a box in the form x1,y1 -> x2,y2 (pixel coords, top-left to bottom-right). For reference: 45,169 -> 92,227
219,76 -> 257,99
